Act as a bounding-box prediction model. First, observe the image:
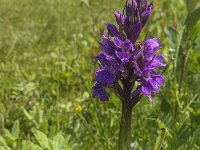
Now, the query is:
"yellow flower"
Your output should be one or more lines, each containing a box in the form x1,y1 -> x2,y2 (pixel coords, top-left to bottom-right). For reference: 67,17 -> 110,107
75,104 -> 83,113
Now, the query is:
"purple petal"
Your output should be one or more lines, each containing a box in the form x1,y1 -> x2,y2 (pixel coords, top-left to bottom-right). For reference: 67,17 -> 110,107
131,22 -> 142,41
136,0 -> 141,7
152,75 -> 165,86
99,94 -> 109,101
96,53 -> 107,67
145,54 -> 166,69
102,35 -> 109,44
141,0 -> 148,10
122,39 -> 134,52
92,83 -> 103,97
145,38 -> 159,51
148,78 -> 159,93
132,0 -> 138,11
92,83 -> 109,101
142,70 -> 151,80
114,11 -> 126,25
141,83 -> 151,96
114,36 -> 123,48
154,54 -> 164,62
126,0 -> 137,19
141,3 -> 154,26
116,52 -> 132,63
101,35 -> 116,55
150,54 -> 166,68
106,23 -> 119,37
96,53 -> 116,67
144,38 -> 161,60
134,62 -> 142,76
95,69 -> 116,86
96,53 -> 120,73
148,74 -> 165,94
140,82 -> 153,102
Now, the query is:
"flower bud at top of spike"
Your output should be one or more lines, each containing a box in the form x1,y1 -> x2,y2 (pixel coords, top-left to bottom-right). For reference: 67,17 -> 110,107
114,12 -> 127,38
114,12 -> 126,25
126,0 -> 137,22
141,2 -> 154,27
106,23 -> 119,37
130,22 -> 142,42
141,0 -> 148,11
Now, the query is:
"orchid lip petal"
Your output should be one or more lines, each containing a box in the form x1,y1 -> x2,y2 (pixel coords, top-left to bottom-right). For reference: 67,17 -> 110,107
95,69 -> 116,87
114,36 -> 123,48
92,83 -> 109,101
116,52 -> 132,63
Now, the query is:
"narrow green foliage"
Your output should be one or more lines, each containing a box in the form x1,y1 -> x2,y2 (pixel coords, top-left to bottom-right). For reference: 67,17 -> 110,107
11,120 -> 20,139
32,129 -> 50,149
153,128 -> 166,150
174,26 -> 185,81
22,141 -> 43,150
186,7 -> 200,29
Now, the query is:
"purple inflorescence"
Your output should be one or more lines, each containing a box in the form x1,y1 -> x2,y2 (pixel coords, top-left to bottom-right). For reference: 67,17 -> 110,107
92,0 -> 166,102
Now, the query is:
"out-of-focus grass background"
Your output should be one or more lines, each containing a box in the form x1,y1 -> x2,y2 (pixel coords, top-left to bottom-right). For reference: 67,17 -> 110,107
0,0 -> 200,149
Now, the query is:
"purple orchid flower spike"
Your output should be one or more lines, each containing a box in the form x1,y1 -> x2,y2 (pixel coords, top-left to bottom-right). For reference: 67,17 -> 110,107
92,0 -> 165,103
92,1 -> 166,148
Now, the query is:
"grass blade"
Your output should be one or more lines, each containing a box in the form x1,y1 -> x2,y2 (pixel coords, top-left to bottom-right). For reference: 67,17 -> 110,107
153,128 -> 166,150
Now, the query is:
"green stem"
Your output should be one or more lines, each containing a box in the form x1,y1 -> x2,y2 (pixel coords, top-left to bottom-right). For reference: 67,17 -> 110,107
118,100 -> 132,150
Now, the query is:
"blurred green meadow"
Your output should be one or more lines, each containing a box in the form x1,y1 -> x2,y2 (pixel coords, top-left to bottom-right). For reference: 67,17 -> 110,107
0,0 -> 200,149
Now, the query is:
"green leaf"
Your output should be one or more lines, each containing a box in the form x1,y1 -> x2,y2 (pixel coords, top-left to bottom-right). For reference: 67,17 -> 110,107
41,120 -> 49,135
153,128 -> 166,150
190,125 -> 200,147
52,132 -> 65,150
34,105 -> 43,129
78,114 -> 96,142
32,129 -> 50,149
0,137 -> 7,146
189,21 -> 200,38
4,129 -> 15,145
0,136 -> 11,150
161,99 -> 171,113
186,7 -> 200,30
80,0 -> 89,8
0,146 -> 7,150
51,132 -> 71,150
185,0 -> 200,14
0,103 -> 5,114
175,26 -> 185,81
21,107 -> 33,120
12,120 -> 20,139
22,140 -> 43,150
